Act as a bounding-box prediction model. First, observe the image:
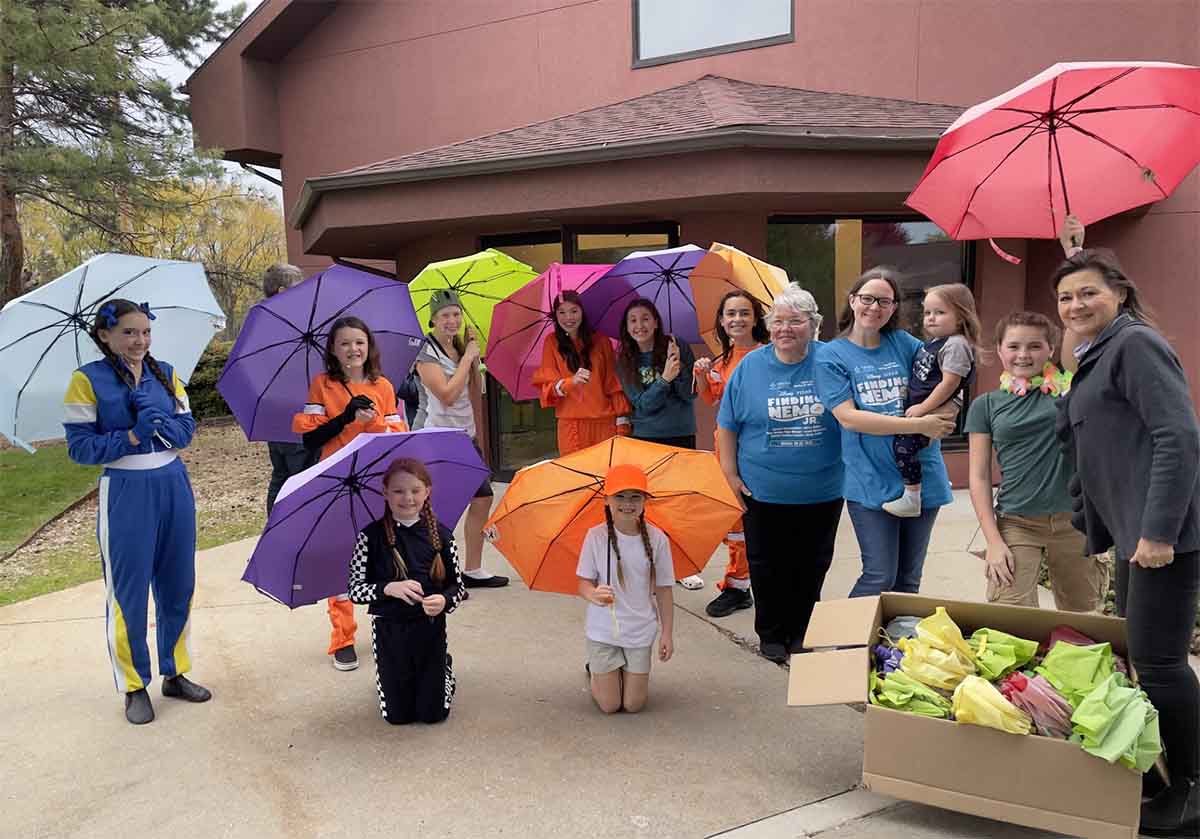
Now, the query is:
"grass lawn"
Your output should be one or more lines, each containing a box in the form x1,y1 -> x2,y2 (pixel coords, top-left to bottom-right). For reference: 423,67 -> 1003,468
0,444 -> 100,558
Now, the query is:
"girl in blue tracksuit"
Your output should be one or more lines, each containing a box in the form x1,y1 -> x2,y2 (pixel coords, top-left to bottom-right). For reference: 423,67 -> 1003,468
63,298 -> 211,725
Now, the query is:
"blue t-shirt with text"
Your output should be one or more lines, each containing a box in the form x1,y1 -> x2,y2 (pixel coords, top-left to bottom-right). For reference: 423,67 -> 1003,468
717,343 -> 843,505
815,331 -> 953,509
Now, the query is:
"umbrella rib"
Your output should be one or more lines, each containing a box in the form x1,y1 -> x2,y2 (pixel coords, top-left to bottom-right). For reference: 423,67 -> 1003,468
1062,103 -> 1200,119
927,115 -> 1046,166
1056,67 -> 1139,114
11,318 -> 77,427
262,483 -> 349,535
0,317 -> 75,354
244,340 -> 313,437
487,317 -> 549,353
80,265 -> 161,312
951,122 -> 1047,238
310,283 -> 402,332
1057,119 -> 1170,199
1051,124 -> 1072,218
221,335 -> 306,369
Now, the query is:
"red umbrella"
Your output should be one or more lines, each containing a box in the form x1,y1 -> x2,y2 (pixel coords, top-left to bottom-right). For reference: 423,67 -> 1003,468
484,262 -> 611,401
906,62 -> 1200,250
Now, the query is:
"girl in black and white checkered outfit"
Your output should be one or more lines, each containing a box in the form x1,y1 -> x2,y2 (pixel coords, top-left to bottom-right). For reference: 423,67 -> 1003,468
348,457 -> 464,724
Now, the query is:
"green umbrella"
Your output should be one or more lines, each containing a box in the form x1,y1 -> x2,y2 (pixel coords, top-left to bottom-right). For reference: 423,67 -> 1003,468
407,250 -> 538,355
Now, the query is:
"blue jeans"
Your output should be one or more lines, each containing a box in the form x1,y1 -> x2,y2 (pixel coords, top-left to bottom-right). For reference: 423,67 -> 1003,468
846,502 -> 940,597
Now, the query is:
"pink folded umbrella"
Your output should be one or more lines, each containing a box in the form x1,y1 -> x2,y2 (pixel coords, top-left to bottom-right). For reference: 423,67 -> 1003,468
484,263 -> 611,401
1000,672 -> 1074,739
906,62 -> 1200,255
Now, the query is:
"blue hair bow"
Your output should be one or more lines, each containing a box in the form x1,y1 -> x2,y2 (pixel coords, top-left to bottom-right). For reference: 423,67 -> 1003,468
97,302 -> 119,329
138,301 -> 156,321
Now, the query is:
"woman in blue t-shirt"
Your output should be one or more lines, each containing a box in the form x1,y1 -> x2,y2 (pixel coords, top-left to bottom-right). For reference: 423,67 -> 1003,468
815,268 -> 956,597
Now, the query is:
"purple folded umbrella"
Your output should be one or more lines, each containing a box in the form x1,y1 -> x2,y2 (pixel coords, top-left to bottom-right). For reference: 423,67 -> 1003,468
578,245 -> 707,345
242,429 -> 489,607
218,263 -> 423,443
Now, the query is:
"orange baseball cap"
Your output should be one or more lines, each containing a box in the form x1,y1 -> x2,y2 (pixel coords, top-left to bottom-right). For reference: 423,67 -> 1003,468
603,463 -> 650,496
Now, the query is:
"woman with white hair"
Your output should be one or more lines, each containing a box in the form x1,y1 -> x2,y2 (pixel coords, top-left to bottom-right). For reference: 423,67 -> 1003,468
716,285 -> 844,663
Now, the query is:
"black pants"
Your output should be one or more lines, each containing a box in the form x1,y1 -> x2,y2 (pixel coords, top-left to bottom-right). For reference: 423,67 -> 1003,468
743,495 -> 844,649
372,616 -> 455,725
266,441 -> 318,513
1115,550 -> 1200,781
634,434 -> 695,449
892,433 -> 930,486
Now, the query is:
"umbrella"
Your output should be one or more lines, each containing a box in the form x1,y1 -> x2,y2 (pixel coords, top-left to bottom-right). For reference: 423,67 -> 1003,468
242,428 -> 489,607
483,262 -> 612,401
0,253 -> 225,451
689,243 -> 789,355
406,250 -> 538,355
578,245 -> 708,344
217,262 -> 422,443
905,62 -> 1200,250
484,436 -> 742,594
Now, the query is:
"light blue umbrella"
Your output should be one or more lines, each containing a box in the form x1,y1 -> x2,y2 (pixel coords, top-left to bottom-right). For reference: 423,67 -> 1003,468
0,253 -> 225,451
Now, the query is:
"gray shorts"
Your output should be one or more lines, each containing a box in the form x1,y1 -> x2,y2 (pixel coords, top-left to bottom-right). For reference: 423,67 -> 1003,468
586,639 -> 653,675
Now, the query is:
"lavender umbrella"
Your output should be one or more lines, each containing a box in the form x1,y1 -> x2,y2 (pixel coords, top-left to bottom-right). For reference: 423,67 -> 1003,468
242,429 -> 489,608
578,245 -> 707,345
218,263 -> 423,442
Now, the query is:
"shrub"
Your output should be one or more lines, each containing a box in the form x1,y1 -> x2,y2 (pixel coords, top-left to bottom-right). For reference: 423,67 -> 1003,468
187,340 -> 233,420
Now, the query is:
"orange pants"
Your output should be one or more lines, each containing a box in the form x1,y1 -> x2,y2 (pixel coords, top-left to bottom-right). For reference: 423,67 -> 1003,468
557,417 -> 623,455
327,596 -> 357,654
716,526 -> 750,590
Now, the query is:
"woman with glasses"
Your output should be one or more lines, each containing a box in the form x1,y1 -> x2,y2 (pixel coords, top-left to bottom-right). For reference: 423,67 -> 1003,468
815,268 -> 956,597
716,286 -> 844,663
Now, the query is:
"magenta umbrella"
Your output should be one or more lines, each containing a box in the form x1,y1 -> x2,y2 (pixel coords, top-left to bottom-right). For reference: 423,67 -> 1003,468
906,62 -> 1200,245
483,263 -> 611,401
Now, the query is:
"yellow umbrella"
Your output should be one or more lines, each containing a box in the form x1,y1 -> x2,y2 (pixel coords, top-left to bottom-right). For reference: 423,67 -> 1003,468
690,243 -> 789,355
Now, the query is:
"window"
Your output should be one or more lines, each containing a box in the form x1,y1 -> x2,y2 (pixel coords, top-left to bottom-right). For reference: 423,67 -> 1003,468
633,0 -> 793,68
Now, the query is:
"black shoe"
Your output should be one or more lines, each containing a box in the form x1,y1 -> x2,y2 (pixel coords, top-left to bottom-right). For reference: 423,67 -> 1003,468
162,675 -> 212,703
332,645 -> 359,671
705,587 -> 753,618
788,640 -> 810,655
1140,777 -> 1199,837
462,573 -> 509,589
759,642 -> 788,664
125,689 -> 155,725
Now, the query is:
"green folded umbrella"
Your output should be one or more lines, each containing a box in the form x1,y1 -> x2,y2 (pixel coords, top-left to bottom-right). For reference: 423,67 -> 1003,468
1071,672 -> 1162,773
869,669 -> 953,718
1035,642 -> 1114,708
969,627 -> 1040,681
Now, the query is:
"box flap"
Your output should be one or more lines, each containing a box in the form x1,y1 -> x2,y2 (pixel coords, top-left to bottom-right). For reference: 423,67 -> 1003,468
803,596 -> 881,649
788,648 -> 869,706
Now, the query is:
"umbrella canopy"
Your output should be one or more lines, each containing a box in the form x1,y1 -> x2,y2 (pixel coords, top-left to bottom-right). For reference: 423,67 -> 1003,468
406,250 -> 538,355
484,262 -> 612,401
578,245 -> 707,345
905,61 -> 1200,242
690,243 -> 789,355
217,263 -> 422,443
242,428 -> 489,607
0,253 -> 224,451
484,436 -> 742,594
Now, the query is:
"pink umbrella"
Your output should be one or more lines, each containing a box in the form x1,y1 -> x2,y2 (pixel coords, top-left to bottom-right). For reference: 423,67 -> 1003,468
906,62 -> 1200,251
484,263 -> 611,401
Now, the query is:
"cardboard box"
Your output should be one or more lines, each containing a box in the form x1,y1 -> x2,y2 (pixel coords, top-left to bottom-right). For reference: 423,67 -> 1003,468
787,593 -> 1141,839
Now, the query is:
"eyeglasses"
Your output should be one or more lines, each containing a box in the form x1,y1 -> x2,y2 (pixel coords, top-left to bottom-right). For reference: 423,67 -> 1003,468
770,317 -> 811,330
854,293 -> 897,309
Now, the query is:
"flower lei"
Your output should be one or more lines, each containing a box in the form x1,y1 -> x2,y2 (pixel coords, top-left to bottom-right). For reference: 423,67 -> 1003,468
999,362 -> 1072,397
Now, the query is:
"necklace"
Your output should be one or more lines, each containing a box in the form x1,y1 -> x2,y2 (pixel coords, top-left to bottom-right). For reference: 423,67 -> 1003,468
999,362 -> 1072,397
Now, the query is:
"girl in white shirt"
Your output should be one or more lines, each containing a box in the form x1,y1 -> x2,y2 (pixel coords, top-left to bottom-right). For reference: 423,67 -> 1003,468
575,464 -> 675,713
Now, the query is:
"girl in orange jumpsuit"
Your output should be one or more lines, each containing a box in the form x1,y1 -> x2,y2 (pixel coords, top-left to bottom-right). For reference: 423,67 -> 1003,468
532,290 -> 631,455
693,291 -> 768,618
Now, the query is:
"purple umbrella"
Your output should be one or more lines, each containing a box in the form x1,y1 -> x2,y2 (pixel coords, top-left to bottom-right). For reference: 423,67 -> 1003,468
578,245 -> 707,345
218,263 -> 423,442
242,429 -> 489,608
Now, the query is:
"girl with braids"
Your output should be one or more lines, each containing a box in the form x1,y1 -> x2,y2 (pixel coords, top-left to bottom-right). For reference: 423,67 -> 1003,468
293,316 -> 408,672
531,290 -> 632,455
575,464 -> 675,714
63,299 -> 210,725
692,290 -> 768,618
347,458 -> 464,725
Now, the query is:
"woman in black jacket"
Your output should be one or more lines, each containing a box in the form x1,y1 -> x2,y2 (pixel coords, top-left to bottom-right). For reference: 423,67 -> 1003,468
348,457 -> 464,725
1054,239 -> 1199,837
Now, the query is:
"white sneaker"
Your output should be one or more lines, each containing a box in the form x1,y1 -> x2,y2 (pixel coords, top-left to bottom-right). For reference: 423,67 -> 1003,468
882,494 -> 922,518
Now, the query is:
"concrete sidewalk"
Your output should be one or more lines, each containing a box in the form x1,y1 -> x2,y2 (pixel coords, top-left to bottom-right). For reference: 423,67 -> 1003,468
0,491 -> 1146,838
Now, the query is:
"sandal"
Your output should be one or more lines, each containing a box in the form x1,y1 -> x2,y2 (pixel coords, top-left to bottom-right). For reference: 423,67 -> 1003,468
677,575 -> 704,591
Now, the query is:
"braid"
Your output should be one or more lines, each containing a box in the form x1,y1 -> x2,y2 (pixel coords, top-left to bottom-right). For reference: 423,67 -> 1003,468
382,510 -> 408,580
144,354 -> 184,411
422,499 -> 446,583
638,513 -> 655,592
96,343 -> 137,391
604,506 -> 624,589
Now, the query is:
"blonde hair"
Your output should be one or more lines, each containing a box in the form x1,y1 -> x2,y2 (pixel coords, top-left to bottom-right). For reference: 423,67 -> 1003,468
924,283 -> 983,354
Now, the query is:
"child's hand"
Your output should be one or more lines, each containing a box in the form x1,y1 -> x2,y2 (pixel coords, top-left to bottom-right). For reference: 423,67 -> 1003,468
354,407 -> 378,424
384,579 -> 425,603
572,367 -> 591,386
421,594 -> 446,616
904,404 -> 926,418
659,633 -> 674,662
590,584 -> 615,606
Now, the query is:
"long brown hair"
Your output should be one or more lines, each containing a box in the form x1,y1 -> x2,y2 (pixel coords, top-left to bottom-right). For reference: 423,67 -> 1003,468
552,290 -> 595,372
324,316 -> 382,382
713,291 -> 768,368
924,283 -> 985,358
380,458 -> 446,584
89,298 -> 182,410
617,298 -> 669,389
603,505 -> 655,591
1051,248 -> 1160,332
836,267 -> 905,334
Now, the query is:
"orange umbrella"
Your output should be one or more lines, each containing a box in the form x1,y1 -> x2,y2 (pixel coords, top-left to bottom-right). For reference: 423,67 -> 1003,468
690,242 -> 789,355
485,437 -> 743,594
